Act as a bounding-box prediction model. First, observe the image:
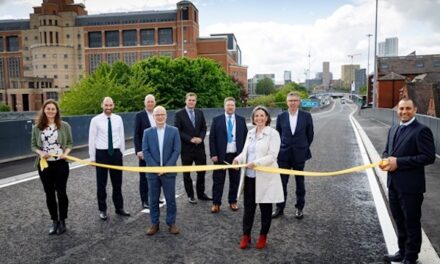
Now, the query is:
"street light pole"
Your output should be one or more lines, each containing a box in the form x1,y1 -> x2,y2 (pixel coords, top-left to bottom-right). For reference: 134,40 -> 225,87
373,0 -> 378,107
366,34 -> 372,78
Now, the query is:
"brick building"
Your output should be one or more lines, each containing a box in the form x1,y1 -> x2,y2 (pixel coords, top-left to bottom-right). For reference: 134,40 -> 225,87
368,53 -> 440,116
0,0 -> 247,111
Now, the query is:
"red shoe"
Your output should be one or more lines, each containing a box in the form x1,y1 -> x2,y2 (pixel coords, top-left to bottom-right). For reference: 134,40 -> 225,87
239,234 -> 251,249
256,234 -> 267,249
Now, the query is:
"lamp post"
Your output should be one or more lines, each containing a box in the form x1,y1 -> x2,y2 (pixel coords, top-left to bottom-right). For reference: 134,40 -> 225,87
372,0 -> 378,107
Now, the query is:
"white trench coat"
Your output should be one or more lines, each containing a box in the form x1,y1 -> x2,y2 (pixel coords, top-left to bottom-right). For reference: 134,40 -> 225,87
235,126 -> 284,204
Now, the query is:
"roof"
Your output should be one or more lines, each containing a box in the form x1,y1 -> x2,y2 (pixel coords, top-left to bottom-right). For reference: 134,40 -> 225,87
0,19 -> 30,31
379,72 -> 406,81
76,10 -> 176,26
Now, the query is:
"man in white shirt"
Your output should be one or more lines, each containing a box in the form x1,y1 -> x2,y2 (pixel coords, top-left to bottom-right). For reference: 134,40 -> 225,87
142,106 -> 181,235
89,97 -> 130,220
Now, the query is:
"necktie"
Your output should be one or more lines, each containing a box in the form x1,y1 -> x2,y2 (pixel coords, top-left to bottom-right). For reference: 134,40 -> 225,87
189,109 -> 195,127
108,117 -> 114,156
227,115 -> 233,143
393,125 -> 406,147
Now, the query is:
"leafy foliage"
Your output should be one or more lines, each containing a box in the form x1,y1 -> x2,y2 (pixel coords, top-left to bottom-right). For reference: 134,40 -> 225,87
0,102 -> 10,112
60,57 -> 240,115
256,77 -> 275,95
249,82 -> 309,108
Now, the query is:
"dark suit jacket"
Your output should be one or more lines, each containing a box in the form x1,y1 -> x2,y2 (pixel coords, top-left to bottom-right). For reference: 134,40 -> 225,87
276,110 -> 314,163
142,125 -> 181,176
174,108 -> 207,156
383,119 -> 435,194
209,114 -> 248,162
134,110 -> 152,153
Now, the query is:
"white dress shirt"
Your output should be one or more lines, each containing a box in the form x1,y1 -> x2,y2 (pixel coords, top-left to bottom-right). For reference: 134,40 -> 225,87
88,113 -> 125,161
157,125 -> 166,166
146,110 -> 156,127
225,113 -> 237,153
289,109 -> 299,135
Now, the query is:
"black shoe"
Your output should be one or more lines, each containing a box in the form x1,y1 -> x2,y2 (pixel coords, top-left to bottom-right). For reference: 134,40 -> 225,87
295,209 -> 304,219
159,198 -> 165,204
57,220 -> 66,235
99,211 -> 108,221
115,209 -> 131,217
198,194 -> 212,201
272,208 -> 284,219
383,251 -> 404,262
49,220 -> 59,235
402,259 -> 417,264
188,197 -> 197,204
142,202 -> 149,209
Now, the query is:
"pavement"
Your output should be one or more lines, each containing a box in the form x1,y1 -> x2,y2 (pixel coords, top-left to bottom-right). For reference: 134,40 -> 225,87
0,100 -> 438,263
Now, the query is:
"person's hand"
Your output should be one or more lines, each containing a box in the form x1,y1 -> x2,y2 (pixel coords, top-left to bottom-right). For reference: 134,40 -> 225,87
246,162 -> 256,169
59,153 -> 67,160
387,156 -> 398,172
158,172 -> 164,176
39,151 -> 49,160
192,137 -> 202,144
211,156 -> 218,163
137,151 -> 144,160
232,158 -> 240,170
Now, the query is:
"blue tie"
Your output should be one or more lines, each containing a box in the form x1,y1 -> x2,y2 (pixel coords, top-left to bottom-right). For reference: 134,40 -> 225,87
189,109 -> 195,127
227,115 -> 233,143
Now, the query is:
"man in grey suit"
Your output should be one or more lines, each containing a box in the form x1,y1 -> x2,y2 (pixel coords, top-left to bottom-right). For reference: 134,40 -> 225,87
142,106 -> 181,236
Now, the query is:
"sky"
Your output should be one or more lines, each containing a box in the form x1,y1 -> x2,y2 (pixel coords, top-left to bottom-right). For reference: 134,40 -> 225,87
1,0 -> 440,83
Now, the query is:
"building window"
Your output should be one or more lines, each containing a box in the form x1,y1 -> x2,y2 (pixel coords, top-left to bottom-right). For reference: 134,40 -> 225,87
66,34 -> 70,39
140,29 -> 155,45
141,52 -> 154,59
88,31 -> 102,48
0,37 -> 3,52
54,75 -> 58,79
415,62 -> 424,68
49,19 -> 52,26
105,31 -> 119,47
123,52 -> 136,65
43,65 -> 47,68
64,64 -> 68,69
182,8 -> 189,20
0,58 -> 4,89
46,92 -> 58,100
123,30 -> 137,46
380,63 -> 388,69
158,28 -> 173,45
42,54 -> 46,58
106,53 -> 119,65
78,64 -> 82,69
159,51 -> 173,58
29,82 -> 35,88
433,61 -> 440,67
34,36 -> 38,41
77,33 -> 81,39
64,54 -> 68,58
8,57 -> 20,78
6,36 -> 19,52
89,54 -> 102,73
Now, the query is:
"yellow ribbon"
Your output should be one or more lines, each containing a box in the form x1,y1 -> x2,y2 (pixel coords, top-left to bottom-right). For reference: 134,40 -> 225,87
40,155 -> 389,177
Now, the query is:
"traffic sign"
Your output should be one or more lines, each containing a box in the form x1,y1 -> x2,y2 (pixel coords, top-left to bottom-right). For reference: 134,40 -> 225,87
301,99 -> 320,108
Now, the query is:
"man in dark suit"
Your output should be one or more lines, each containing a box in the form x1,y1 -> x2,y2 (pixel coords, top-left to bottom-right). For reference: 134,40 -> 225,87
272,92 -> 314,220
142,106 -> 181,236
134,94 -> 156,209
174,92 -> 211,203
380,98 -> 435,264
209,97 -> 248,213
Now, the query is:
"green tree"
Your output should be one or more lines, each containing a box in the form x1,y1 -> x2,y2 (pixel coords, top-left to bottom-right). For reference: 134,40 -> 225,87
60,56 -> 240,115
0,102 -> 10,112
256,77 -> 275,95
359,85 -> 367,95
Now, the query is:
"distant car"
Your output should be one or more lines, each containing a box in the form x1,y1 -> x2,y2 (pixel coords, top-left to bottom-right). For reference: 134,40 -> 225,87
341,98 -> 346,104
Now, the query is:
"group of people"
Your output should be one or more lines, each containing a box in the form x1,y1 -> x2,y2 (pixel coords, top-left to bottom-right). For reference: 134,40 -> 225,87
31,93 -> 435,261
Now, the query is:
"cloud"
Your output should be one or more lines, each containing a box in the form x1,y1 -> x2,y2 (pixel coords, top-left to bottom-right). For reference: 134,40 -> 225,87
204,0 -> 440,82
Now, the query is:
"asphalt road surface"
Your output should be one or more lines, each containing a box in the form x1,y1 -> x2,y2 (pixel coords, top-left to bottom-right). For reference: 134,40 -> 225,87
0,101 -> 387,263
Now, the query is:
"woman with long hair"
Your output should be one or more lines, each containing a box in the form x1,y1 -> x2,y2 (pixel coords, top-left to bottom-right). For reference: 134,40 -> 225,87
31,99 -> 73,235
233,105 -> 284,249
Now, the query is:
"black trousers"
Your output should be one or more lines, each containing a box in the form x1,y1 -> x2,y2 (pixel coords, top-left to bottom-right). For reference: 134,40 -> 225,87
96,149 -> 124,212
38,159 -> 69,221
243,177 -> 272,236
277,161 -> 305,211
138,159 -> 148,204
181,151 -> 206,199
212,153 -> 240,205
389,182 -> 424,262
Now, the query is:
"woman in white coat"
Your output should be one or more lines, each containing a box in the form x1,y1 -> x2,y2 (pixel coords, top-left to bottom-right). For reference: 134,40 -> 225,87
233,105 -> 284,250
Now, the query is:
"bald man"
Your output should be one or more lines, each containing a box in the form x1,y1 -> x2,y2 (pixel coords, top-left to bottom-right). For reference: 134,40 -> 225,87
89,97 -> 130,221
